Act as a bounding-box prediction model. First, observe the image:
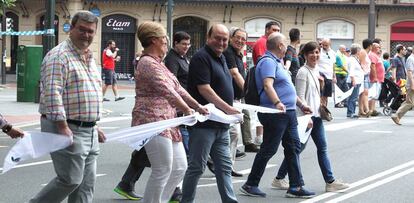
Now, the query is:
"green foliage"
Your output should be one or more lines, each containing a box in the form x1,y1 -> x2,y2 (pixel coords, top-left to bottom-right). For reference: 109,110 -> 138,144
1,0 -> 17,15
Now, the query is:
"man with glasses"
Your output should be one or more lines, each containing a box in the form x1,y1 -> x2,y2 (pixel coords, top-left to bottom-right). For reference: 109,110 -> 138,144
318,38 -> 337,107
223,27 -> 248,177
30,10 -> 106,203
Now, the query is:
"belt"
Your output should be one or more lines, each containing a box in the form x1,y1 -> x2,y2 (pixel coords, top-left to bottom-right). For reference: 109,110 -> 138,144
41,115 -> 96,127
67,119 -> 96,127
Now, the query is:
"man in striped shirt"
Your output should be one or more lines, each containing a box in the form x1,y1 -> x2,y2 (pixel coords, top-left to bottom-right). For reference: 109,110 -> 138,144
30,11 -> 106,203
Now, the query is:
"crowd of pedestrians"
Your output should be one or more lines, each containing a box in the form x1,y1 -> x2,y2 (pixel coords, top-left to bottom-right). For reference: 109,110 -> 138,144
2,10 -> 412,203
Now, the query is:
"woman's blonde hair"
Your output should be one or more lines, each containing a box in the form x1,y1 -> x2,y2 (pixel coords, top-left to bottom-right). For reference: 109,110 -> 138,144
137,21 -> 167,48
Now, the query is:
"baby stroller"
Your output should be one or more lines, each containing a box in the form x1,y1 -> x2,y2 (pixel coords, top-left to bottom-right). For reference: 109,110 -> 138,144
379,78 -> 406,116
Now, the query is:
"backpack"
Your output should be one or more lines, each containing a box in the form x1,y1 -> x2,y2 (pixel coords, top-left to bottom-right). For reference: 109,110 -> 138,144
244,56 -> 271,105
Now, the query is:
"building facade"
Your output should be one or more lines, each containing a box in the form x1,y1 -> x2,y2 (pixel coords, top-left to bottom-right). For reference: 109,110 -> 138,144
2,0 -> 414,78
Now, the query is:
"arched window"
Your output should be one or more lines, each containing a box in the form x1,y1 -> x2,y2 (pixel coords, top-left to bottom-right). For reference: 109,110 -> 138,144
174,16 -> 208,58
245,18 -> 281,39
317,19 -> 354,51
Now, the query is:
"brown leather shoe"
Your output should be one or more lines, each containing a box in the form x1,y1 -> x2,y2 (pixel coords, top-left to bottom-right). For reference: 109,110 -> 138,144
245,143 -> 260,153
391,116 -> 402,125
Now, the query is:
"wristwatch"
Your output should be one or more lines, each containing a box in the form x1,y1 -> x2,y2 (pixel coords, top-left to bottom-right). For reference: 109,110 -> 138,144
274,100 -> 281,106
2,124 -> 12,133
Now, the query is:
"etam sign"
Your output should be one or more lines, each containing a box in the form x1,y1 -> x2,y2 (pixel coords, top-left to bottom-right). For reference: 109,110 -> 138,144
102,14 -> 136,33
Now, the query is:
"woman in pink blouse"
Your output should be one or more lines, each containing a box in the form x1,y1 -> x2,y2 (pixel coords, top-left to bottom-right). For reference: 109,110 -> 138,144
134,22 -> 208,203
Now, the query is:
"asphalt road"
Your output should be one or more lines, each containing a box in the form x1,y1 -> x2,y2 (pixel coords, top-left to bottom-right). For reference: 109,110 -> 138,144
1,89 -> 414,203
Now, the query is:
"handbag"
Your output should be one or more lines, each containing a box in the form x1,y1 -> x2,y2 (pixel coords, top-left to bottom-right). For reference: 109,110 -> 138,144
305,66 -> 333,121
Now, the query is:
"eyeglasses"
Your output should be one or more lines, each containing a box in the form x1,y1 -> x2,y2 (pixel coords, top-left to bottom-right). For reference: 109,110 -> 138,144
233,35 -> 247,42
179,42 -> 191,47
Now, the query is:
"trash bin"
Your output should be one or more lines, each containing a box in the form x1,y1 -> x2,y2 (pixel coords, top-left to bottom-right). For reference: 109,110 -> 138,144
16,45 -> 43,102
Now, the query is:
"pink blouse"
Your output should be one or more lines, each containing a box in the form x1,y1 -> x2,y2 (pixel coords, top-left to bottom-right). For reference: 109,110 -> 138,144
132,54 -> 191,142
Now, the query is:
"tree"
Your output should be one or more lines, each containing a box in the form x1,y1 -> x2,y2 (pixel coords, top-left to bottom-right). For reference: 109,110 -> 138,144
1,0 -> 16,15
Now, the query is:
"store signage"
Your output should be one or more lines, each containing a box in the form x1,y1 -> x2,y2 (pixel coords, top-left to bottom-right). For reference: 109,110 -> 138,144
102,14 -> 136,33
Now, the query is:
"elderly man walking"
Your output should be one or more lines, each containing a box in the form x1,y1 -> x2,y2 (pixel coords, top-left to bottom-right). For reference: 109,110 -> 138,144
181,24 -> 239,203
30,11 -> 106,203
240,32 -> 315,199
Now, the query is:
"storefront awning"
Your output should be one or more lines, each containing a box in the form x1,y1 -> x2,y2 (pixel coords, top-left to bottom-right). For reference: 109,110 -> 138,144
84,0 -> 414,11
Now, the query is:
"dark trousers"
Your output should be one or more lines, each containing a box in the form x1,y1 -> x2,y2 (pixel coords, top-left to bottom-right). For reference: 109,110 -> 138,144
117,148 -> 150,191
246,110 -> 304,188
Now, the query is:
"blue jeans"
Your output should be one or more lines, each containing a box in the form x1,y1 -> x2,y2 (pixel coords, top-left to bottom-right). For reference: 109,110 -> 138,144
347,83 -> 361,116
246,110 -> 304,188
276,117 -> 334,183
180,126 -> 190,155
181,127 -> 237,203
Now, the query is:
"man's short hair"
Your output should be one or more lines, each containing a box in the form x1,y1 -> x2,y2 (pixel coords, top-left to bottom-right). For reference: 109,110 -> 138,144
362,39 -> 373,49
373,38 -> 382,44
229,27 -> 248,38
107,40 -> 115,46
71,10 -> 98,27
396,44 -> 405,53
173,31 -> 191,45
266,32 -> 283,51
350,43 -> 361,55
289,28 -> 300,42
265,21 -> 280,30
383,52 -> 390,60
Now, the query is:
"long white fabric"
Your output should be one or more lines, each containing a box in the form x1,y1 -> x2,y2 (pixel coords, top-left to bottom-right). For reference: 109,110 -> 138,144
1,103 -> 302,173
2,131 -> 72,173
334,84 -> 355,104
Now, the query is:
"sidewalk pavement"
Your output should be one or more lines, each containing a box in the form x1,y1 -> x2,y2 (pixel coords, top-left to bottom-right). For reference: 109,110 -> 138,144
0,74 -> 134,127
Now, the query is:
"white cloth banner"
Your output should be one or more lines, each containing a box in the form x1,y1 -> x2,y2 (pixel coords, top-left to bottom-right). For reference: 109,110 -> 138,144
1,103 -> 246,173
297,115 -> 313,144
2,131 -> 72,174
334,84 -> 354,104
233,103 -> 283,113
368,82 -> 381,100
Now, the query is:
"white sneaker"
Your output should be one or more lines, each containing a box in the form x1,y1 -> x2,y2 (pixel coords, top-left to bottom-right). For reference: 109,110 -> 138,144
255,136 -> 263,145
326,179 -> 350,192
271,178 -> 289,190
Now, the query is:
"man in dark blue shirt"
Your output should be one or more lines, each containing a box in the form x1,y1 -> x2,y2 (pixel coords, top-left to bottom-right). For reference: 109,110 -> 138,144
182,24 -> 239,203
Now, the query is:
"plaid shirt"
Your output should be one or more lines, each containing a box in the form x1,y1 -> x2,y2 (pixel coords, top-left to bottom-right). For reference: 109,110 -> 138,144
39,39 -> 103,122
0,113 -> 8,128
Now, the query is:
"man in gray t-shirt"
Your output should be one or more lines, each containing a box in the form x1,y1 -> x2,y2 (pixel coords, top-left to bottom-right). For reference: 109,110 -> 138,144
391,53 -> 414,125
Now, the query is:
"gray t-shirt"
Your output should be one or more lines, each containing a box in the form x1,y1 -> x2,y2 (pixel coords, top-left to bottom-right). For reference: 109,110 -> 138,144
406,55 -> 414,90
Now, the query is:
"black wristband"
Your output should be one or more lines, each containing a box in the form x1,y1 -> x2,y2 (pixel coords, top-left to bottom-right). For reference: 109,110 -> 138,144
2,124 -> 12,133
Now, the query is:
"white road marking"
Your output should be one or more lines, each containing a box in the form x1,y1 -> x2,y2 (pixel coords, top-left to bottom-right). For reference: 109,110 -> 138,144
326,166 -> 414,203
197,180 -> 244,188
0,145 -> 8,148
96,173 -> 107,177
325,120 -> 377,132
0,160 -> 52,172
300,159 -> 414,203
238,164 -> 276,175
97,127 -> 119,130
363,130 -> 392,134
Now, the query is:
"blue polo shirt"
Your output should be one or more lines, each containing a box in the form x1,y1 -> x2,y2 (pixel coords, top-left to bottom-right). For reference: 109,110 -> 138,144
188,45 -> 234,129
255,51 -> 297,110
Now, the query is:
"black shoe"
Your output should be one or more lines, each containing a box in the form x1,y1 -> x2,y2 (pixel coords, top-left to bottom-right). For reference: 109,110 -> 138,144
170,187 -> 182,202
207,160 -> 215,174
232,170 -> 243,177
114,186 -> 142,200
115,97 -> 125,101
236,149 -> 246,160
245,143 -> 260,153
103,98 -> 110,102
